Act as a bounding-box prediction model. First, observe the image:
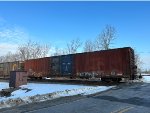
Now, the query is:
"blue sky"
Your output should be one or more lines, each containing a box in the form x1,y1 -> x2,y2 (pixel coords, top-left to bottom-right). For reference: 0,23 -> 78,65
0,1 -> 150,70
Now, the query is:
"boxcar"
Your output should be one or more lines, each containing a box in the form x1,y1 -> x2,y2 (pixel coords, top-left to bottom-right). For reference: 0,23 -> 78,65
74,47 -> 136,81
24,57 -> 51,78
0,61 -> 24,78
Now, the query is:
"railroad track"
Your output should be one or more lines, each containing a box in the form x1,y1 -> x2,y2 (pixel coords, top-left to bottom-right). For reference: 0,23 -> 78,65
0,77 -> 124,86
29,79 -> 124,86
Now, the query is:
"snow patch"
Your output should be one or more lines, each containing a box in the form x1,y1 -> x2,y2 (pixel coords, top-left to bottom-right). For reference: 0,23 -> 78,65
133,76 -> 150,83
0,82 -> 9,90
142,76 -> 150,83
0,82 -> 114,109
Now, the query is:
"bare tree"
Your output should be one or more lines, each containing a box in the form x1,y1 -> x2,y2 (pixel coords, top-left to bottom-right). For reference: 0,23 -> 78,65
18,46 -> 29,61
134,52 -> 143,74
0,51 -> 20,62
0,56 -> 4,63
95,25 -> 116,50
41,44 -> 50,57
66,38 -> 82,54
0,41 -> 50,62
18,40 -> 50,61
53,47 -> 60,56
83,40 -> 94,52
53,47 -> 66,56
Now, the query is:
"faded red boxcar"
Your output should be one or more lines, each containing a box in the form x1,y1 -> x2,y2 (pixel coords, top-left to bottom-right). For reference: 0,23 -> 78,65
24,57 -> 51,78
74,47 -> 136,80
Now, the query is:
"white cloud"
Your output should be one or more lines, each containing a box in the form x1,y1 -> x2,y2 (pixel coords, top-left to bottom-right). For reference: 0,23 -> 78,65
0,17 -> 30,56
0,26 -> 29,43
0,43 -> 18,55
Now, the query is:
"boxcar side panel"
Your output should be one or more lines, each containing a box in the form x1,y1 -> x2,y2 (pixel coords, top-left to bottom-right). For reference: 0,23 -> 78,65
3,63 -> 10,77
60,55 -> 73,76
24,57 -> 51,78
25,57 -> 50,77
74,47 -> 134,79
51,56 -> 60,76
0,63 -> 4,77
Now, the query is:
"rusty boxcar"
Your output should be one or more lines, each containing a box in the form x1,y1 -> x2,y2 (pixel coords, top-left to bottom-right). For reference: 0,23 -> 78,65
74,47 -> 136,81
24,57 -> 51,78
0,61 -> 24,78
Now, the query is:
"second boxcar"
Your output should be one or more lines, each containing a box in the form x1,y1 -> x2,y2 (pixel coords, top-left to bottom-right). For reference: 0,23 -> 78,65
24,57 -> 51,78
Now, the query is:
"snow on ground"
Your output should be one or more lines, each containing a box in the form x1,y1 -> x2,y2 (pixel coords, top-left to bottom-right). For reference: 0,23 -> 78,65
141,73 -> 150,76
0,82 -> 9,90
142,76 -> 150,83
133,75 -> 150,83
0,82 -> 114,109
